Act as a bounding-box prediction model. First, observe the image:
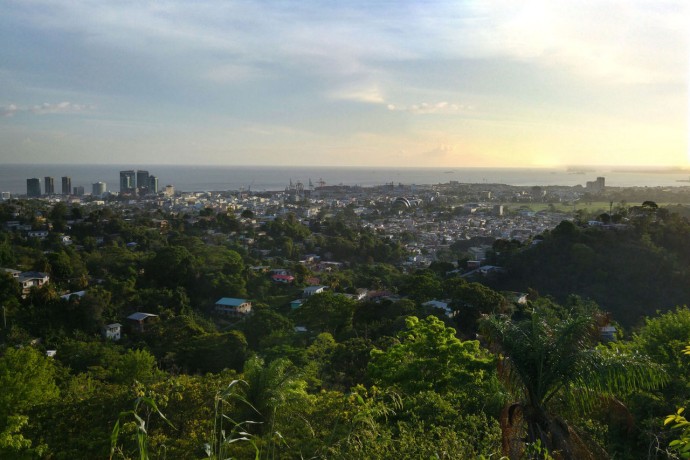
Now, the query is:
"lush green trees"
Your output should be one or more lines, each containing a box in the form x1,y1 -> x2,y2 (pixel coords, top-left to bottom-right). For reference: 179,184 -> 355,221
482,309 -> 667,459
145,245 -> 198,290
491,218 -> 690,326
447,280 -> 507,336
176,331 -> 248,374
0,346 -> 59,417
0,233 -> 15,267
5,197 -> 690,459
240,307 -> 294,349
293,291 -> 357,337
0,347 -> 59,457
110,349 -> 162,385
353,298 -> 419,340
0,271 -> 21,310
399,272 -> 442,302
369,316 -> 501,406
624,308 -> 690,455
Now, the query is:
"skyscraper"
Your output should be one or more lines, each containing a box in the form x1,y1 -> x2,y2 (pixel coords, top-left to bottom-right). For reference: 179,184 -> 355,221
148,175 -> 158,194
44,176 -> 55,195
73,186 -> 85,196
62,176 -> 72,195
92,182 -> 106,197
136,170 -> 149,195
119,170 -> 136,194
27,178 -> 41,197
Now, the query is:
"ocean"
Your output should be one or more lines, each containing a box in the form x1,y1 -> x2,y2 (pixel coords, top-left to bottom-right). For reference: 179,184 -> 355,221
1,164 -> 689,195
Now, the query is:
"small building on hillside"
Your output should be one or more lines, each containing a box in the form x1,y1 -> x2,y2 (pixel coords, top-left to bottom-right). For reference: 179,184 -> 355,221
17,271 -> 50,296
1,268 -> 21,279
272,274 -> 295,284
214,297 -> 252,317
60,290 -> 87,301
126,312 -> 159,333
27,230 -> 49,239
302,285 -> 327,298
103,323 -> 122,341
289,299 -> 303,310
422,300 -> 454,318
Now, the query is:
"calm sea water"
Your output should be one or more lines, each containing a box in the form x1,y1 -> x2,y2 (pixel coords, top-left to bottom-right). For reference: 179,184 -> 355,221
1,164 -> 689,194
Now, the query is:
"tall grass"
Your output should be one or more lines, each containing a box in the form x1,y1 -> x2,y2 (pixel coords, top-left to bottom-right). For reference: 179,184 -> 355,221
109,396 -> 173,460
207,379 -> 261,460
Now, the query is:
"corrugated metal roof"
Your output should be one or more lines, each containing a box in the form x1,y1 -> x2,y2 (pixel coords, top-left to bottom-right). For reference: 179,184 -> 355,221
127,312 -> 158,321
215,297 -> 248,307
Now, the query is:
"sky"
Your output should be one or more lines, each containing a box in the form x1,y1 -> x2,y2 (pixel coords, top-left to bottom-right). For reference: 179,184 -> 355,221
0,0 -> 688,168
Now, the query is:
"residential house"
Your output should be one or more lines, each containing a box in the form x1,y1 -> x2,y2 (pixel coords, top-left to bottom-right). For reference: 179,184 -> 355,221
422,299 -> 455,318
126,312 -> 159,333
1,268 -> 20,279
214,297 -> 252,317
60,290 -> 86,301
272,274 -> 295,284
27,230 -> 49,239
102,323 -> 122,341
17,271 -> 50,296
302,285 -> 327,298
289,299 -> 303,310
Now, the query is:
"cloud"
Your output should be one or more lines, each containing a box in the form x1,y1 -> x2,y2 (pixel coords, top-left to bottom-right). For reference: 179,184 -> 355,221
1,102 -> 94,117
2,104 -> 19,117
387,102 -> 473,115
8,1 -> 684,96
330,85 -> 385,104
476,0 -> 689,84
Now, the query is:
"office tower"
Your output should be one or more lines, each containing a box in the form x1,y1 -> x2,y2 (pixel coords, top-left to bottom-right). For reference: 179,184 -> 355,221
27,178 -> 41,197
119,170 -> 136,194
92,182 -> 106,197
148,175 -> 158,194
1,192 -> 11,201
62,176 -> 72,195
44,176 -> 55,195
136,170 -> 149,195
73,186 -> 85,196
164,185 -> 175,197
585,176 -> 606,194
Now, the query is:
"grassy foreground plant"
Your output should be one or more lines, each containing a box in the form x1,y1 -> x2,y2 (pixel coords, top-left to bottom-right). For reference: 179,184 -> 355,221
110,396 -> 174,460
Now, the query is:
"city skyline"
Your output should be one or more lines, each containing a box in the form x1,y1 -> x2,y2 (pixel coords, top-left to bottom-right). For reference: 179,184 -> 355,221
0,1 -> 688,168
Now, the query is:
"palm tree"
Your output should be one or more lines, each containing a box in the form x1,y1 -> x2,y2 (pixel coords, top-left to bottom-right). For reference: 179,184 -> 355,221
481,310 -> 666,459
210,357 -> 309,459
238,356 -> 309,435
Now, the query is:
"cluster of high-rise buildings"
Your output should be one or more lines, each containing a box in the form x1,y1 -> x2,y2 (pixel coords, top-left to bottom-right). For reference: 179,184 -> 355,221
119,170 -> 158,196
26,176 -> 102,198
26,176 -> 79,197
24,169 -> 159,198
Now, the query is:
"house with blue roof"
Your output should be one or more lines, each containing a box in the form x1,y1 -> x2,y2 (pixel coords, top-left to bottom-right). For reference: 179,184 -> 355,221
214,297 -> 252,317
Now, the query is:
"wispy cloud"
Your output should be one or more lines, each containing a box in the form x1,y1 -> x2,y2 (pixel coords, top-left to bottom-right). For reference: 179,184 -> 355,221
2,102 -> 94,117
387,102 -> 473,115
330,84 -> 385,104
2,104 -> 19,118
